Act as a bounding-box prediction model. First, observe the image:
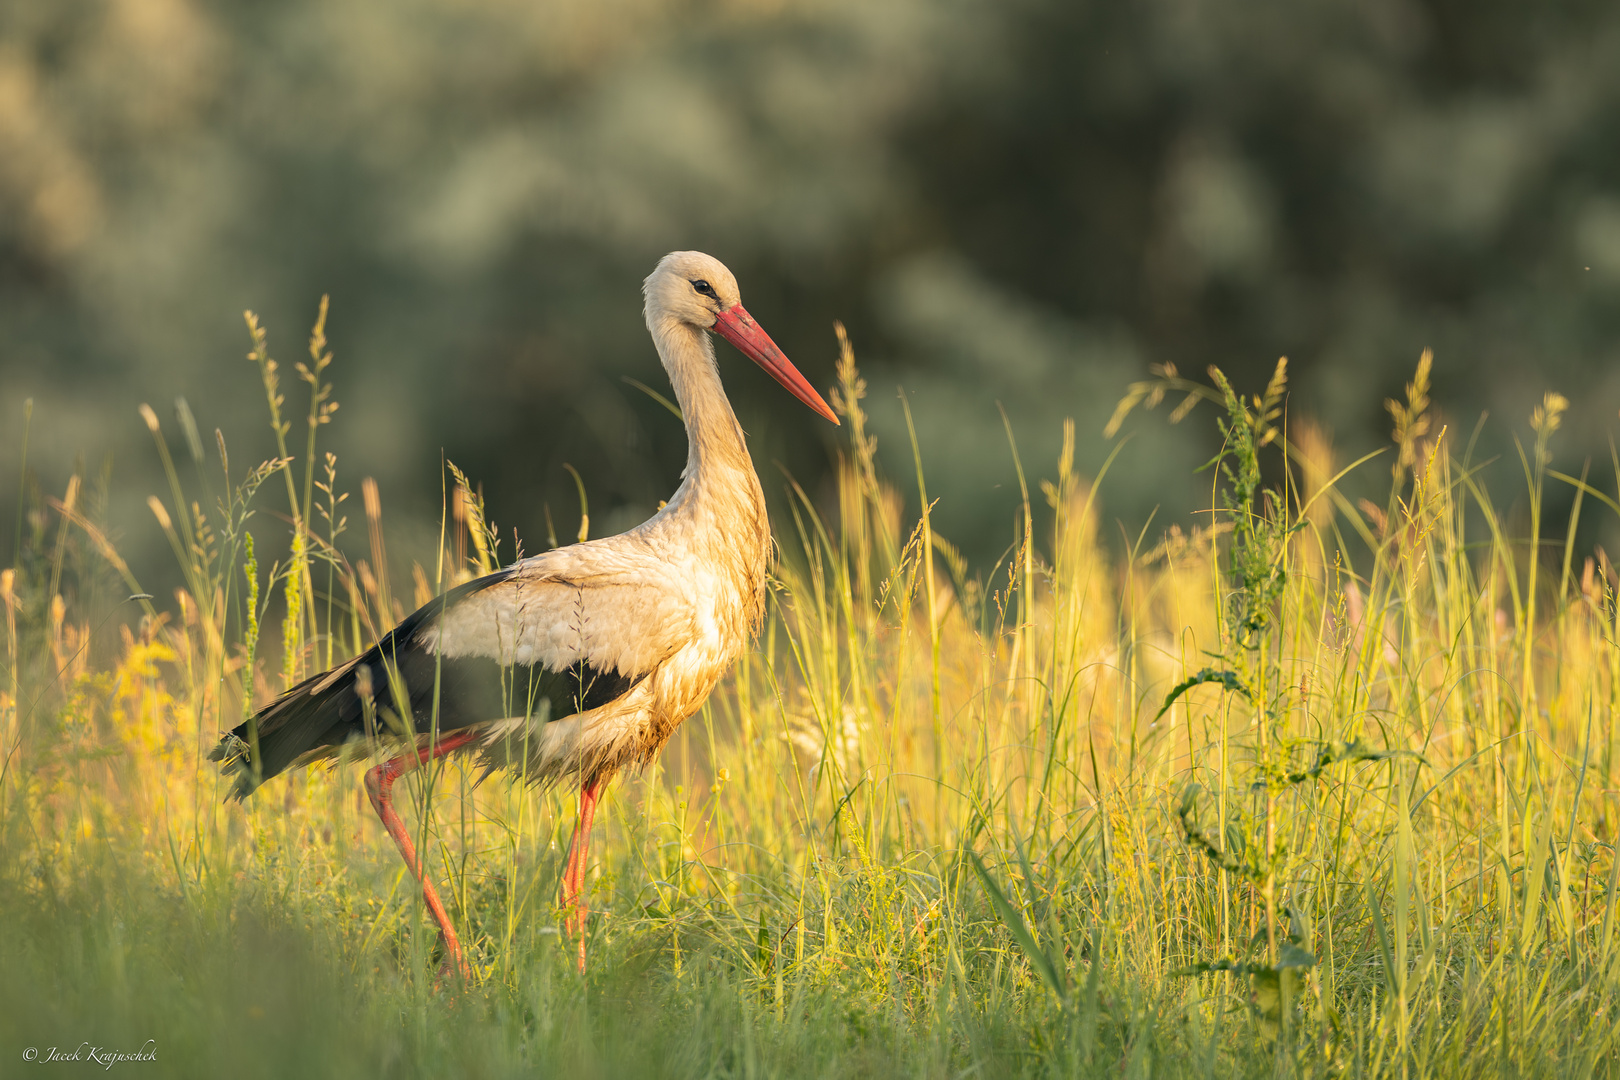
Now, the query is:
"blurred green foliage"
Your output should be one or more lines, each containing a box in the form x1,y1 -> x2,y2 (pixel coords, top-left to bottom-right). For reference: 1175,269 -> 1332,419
2,0 -> 1618,568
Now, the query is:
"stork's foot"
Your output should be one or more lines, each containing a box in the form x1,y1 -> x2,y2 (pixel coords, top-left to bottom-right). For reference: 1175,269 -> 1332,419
438,932 -> 474,980
564,901 -> 591,973
433,949 -> 474,992
560,880 -> 590,973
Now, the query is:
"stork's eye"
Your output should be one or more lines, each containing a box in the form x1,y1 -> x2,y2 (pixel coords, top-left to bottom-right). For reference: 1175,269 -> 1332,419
691,279 -> 718,299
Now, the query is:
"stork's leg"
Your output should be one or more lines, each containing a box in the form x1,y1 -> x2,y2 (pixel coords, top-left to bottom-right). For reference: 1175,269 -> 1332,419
364,729 -> 481,982
560,777 -> 605,973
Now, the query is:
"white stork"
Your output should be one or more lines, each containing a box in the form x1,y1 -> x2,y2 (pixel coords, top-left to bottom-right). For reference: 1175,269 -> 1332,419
212,251 -> 838,976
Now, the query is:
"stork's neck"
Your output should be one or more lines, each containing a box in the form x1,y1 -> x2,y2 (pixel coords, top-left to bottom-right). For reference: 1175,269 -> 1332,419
643,311 -> 772,643
650,317 -> 761,507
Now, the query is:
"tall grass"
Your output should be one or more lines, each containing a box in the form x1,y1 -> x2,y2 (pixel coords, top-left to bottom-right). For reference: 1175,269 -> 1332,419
1,309 -> 1617,1078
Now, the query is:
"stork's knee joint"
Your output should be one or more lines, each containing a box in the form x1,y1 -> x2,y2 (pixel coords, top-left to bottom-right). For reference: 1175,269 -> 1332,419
364,762 -> 394,804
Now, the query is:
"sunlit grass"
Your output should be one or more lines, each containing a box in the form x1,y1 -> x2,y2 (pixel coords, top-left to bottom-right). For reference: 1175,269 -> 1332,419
2,310 -> 1617,1078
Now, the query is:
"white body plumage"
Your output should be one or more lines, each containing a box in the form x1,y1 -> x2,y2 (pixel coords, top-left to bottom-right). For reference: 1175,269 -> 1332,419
421,251 -> 780,787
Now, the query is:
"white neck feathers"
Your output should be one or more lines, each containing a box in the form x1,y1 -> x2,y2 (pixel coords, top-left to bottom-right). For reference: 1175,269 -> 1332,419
647,316 -> 754,481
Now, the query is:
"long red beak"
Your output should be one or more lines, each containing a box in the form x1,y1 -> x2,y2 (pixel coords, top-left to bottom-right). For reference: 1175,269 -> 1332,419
712,304 -> 839,425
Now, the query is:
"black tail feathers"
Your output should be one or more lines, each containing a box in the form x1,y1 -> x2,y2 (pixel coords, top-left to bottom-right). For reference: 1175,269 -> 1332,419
209,572 -> 515,800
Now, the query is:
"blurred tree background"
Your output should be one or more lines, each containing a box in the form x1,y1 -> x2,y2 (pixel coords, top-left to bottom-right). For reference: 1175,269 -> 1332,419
3,0 -> 1618,576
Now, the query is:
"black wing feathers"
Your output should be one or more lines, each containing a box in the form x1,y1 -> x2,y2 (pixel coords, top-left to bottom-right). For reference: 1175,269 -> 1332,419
209,569 -> 635,799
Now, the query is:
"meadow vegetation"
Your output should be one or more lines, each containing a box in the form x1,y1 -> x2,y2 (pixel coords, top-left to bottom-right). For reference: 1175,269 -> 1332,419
2,310 -> 1618,1078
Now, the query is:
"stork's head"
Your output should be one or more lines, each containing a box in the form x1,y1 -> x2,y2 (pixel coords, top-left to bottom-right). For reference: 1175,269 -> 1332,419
645,251 -> 839,425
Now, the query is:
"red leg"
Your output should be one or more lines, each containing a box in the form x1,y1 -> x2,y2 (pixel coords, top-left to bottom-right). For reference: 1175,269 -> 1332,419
364,729 -> 481,982
560,777 -> 605,973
